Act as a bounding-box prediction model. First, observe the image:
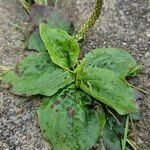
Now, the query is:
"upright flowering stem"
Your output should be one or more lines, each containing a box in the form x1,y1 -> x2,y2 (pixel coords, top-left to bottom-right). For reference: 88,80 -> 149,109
75,0 -> 103,41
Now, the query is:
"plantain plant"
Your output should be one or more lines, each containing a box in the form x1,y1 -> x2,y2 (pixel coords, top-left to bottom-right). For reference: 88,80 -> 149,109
1,0 -> 142,149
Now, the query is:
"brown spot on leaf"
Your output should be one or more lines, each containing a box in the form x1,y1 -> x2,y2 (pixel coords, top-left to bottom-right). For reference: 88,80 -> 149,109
50,104 -> 54,109
67,106 -> 75,118
67,106 -> 72,111
55,109 -> 59,113
54,100 -> 61,105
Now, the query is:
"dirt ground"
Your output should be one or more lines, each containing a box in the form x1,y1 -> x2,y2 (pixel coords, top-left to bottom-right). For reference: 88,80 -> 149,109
0,0 -> 150,150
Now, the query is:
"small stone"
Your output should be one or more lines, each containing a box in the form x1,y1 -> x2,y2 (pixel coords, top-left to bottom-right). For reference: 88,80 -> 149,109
122,42 -> 127,45
0,84 -> 10,90
22,136 -> 26,140
145,52 -> 150,58
137,137 -> 144,144
15,108 -> 22,114
138,132 -> 145,137
146,32 -> 150,38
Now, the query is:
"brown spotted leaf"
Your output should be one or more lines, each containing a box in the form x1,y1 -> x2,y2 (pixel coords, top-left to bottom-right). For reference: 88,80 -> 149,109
37,85 -> 106,150
79,67 -> 138,115
80,48 -> 141,78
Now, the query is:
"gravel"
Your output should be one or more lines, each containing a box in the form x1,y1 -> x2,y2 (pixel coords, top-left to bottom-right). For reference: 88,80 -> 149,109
0,0 -> 149,149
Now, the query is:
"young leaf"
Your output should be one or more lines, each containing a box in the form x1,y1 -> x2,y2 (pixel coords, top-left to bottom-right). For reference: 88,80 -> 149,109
28,31 -> 46,52
79,67 -> 138,115
3,53 -> 74,96
40,23 -> 80,70
37,85 -> 106,150
80,48 -> 140,78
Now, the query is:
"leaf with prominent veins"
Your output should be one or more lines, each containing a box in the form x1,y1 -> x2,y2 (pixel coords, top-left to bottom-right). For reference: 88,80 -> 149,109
40,23 -> 80,70
37,85 -> 106,150
80,48 -> 140,78
79,67 -> 138,115
3,53 -> 74,96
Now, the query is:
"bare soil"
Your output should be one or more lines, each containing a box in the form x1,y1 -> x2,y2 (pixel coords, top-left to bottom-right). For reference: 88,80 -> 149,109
0,0 -> 149,150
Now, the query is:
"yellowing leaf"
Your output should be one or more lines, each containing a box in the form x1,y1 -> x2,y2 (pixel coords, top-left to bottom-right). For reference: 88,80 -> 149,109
37,85 -> 106,150
79,67 -> 138,115
40,23 -> 80,70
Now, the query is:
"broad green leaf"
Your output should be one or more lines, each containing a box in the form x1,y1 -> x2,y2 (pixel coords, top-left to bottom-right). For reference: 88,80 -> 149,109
2,71 -> 17,83
30,4 -> 74,34
40,23 -> 80,70
79,67 -> 138,115
3,53 -> 74,96
102,114 -> 124,150
37,85 -> 106,150
80,48 -> 141,78
28,31 -> 46,52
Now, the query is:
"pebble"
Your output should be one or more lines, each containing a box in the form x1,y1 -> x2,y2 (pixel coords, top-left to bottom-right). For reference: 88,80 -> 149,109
145,52 -> 150,58
137,137 -> 144,144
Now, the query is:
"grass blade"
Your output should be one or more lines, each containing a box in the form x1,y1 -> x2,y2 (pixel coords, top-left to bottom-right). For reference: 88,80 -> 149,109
122,115 -> 129,150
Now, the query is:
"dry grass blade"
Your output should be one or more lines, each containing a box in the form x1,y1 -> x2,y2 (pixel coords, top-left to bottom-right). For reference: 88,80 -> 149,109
18,0 -> 31,13
128,83 -> 149,95
106,107 -> 122,125
0,65 -> 13,72
127,139 -> 140,150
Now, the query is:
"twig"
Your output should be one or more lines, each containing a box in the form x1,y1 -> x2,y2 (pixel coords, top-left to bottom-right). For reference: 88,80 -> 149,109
128,83 -> 149,95
106,107 -> 122,125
